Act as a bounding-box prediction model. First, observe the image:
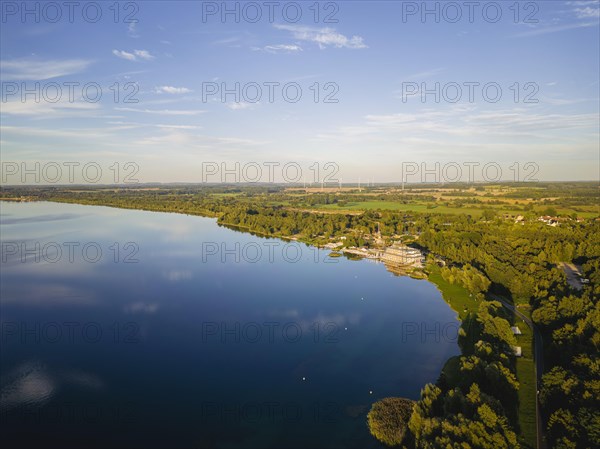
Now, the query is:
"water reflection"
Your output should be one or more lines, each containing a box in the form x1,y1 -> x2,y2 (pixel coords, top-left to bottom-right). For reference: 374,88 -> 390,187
1,201 -> 460,448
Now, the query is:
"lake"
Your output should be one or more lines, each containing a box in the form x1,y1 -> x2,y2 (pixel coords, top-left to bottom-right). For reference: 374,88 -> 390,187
0,201 -> 460,449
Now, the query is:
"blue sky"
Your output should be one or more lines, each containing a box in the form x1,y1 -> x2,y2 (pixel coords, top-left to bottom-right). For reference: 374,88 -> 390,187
1,1 -> 599,184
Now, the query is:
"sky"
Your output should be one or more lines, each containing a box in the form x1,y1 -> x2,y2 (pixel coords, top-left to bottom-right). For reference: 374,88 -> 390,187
1,0 -> 599,185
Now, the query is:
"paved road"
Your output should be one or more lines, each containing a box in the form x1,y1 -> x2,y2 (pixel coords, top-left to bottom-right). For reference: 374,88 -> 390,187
490,294 -> 546,449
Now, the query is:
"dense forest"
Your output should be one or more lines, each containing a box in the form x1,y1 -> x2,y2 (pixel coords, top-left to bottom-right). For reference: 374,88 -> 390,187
409,300 -> 521,448
1,183 -> 598,448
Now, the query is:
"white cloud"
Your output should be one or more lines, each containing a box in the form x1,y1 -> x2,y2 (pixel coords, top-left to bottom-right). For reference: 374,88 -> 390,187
155,86 -> 193,94
112,49 -> 155,61
574,6 -> 600,18
134,49 -> 155,60
113,49 -> 136,61
514,1 -> 599,37
274,24 -> 367,49
115,107 -> 206,115
227,102 -> 254,110
263,44 -> 303,53
0,58 -> 92,80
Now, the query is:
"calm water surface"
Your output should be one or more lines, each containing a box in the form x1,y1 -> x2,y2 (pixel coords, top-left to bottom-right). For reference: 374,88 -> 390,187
0,201 -> 460,448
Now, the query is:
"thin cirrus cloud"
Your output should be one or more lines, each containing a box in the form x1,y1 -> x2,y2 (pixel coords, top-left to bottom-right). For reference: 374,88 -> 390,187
251,44 -> 303,53
264,44 -> 303,53
514,1 -> 599,37
1,99 -> 100,117
366,110 -> 599,136
128,22 -> 140,38
226,102 -> 254,110
273,24 -> 367,49
112,49 -> 155,61
513,21 -> 598,37
107,121 -> 202,130
115,107 -> 205,116
0,58 -> 92,80
311,105 -> 600,153
1,125 -> 110,141
155,86 -> 193,94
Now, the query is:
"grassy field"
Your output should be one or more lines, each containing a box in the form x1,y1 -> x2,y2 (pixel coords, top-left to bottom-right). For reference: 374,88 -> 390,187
314,201 -> 599,219
513,318 -> 537,449
516,357 -> 537,449
319,201 -> 495,216
209,192 -> 242,197
427,265 -> 479,320
197,187 -> 600,222
317,201 -> 433,212
313,200 -> 551,217
296,192 -> 599,219
540,206 -> 599,218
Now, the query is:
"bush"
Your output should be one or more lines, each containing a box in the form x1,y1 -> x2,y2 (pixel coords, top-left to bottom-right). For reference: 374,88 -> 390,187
367,397 -> 415,447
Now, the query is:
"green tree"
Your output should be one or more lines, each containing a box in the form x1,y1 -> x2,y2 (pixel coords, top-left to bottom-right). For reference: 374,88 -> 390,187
367,397 -> 415,447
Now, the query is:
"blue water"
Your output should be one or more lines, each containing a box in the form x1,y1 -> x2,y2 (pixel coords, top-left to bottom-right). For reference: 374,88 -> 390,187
0,201 -> 460,448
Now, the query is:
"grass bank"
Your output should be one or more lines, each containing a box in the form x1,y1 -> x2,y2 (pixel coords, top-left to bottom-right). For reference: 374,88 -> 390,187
428,264 -> 537,448
426,264 -> 478,321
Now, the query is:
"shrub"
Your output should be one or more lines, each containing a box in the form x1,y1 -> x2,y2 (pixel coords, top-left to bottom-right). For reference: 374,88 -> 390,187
367,397 -> 415,447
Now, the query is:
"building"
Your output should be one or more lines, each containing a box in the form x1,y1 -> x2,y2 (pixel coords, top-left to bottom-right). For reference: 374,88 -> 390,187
379,244 -> 424,268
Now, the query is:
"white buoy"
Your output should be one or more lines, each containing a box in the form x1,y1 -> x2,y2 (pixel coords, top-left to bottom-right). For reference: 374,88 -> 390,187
369,390 -> 373,394
302,377 -> 306,381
